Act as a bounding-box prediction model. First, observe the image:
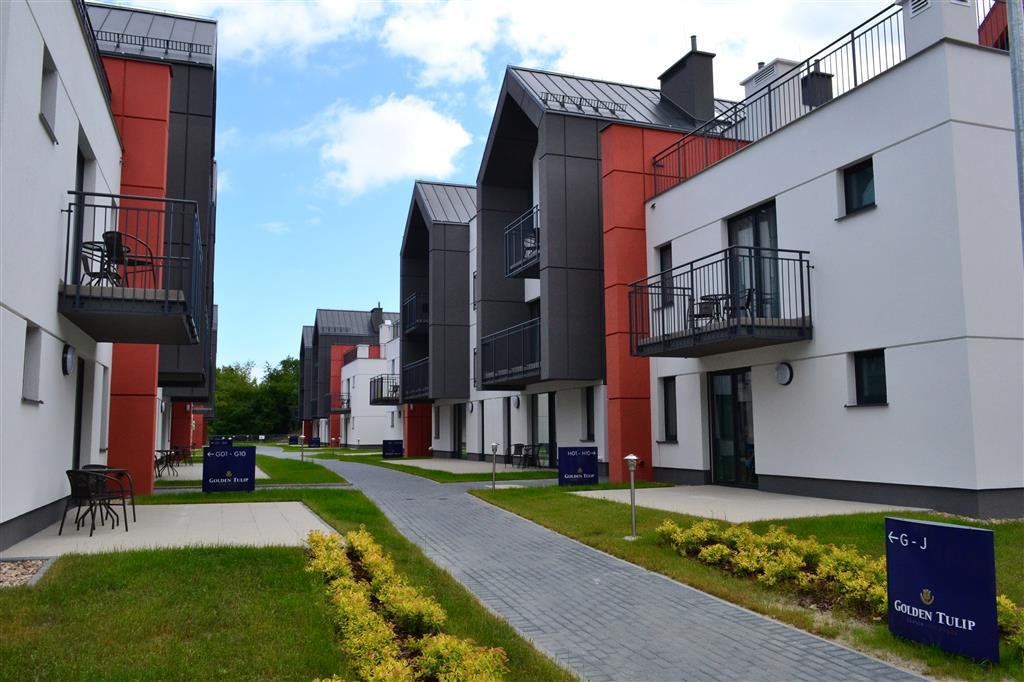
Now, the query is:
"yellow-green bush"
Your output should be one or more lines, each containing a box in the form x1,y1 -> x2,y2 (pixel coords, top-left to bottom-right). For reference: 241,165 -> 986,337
696,543 -> 733,566
414,633 -> 509,682
998,595 -> 1024,656
305,530 -> 352,582
327,576 -> 413,681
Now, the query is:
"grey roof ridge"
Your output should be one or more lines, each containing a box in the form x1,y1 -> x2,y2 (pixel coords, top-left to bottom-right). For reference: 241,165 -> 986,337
508,64 -> 663,94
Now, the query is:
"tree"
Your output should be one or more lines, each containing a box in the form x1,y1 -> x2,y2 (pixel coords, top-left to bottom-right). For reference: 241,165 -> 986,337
210,357 -> 299,436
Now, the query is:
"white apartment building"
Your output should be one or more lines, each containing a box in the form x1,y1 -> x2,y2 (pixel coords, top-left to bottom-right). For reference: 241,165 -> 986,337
339,322 -> 403,448
0,0 -> 119,547
637,1 -> 1022,517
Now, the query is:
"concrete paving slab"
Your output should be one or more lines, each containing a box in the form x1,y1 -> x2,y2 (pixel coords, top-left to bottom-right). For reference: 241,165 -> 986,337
573,485 -> 922,522
391,458 -> 547,475
156,463 -> 268,481
0,502 -> 332,559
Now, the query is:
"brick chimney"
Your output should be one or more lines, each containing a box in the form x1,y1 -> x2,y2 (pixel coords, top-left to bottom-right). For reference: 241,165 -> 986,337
659,35 -> 716,122
370,303 -> 383,331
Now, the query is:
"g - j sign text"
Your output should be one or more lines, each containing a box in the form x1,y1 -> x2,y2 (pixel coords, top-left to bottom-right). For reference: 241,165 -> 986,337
885,517 -> 998,662
203,445 -> 256,493
558,447 -> 598,486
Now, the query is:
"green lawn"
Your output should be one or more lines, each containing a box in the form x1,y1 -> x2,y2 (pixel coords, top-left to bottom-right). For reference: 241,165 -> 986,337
154,454 -> 346,487
312,454 -> 559,483
0,489 -> 570,681
238,442 -> 373,456
472,485 -> 1024,681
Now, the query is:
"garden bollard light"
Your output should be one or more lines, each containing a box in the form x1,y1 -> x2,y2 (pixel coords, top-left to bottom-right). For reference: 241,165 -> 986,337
624,453 -> 640,541
491,442 -> 499,490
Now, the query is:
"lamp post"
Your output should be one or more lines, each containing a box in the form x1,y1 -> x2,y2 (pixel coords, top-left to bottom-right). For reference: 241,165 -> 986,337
624,454 -> 640,541
491,442 -> 499,490
300,434 -> 305,463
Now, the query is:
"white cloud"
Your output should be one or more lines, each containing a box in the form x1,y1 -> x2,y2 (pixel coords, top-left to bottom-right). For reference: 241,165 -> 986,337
289,95 -> 472,196
216,168 -> 231,194
119,0 -> 382,62
261,221 -> 291,234
378,0 -> 890,100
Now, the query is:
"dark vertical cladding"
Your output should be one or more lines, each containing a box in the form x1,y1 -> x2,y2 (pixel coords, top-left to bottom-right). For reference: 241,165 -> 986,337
312,309 -> 400,418
400,181 -> 475,402
298,325 -> 314,420
658,39 -> 717,122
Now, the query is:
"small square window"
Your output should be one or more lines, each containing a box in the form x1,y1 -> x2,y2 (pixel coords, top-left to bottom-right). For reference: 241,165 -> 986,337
844,159 -> 875,214
581,386 -> 595,441
854,349 -> 887,405
662,377 -> 677,442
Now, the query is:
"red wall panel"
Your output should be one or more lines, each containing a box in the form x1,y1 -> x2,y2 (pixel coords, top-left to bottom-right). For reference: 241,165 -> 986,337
403,404 -> 431,457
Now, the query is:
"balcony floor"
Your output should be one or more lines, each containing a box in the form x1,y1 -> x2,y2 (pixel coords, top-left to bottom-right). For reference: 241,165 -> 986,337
480,363 -> 541,390
59,285 -> 194,344
635,317 -> 811,358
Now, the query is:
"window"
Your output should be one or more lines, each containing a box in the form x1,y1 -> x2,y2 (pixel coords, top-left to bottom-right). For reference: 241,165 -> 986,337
658,244 -> 673,307
390,411 -> 395,428
433,405 -> 440,439
99,365 -> 110,450
854,349 -> 887,405
581,387 -> 595,441
22,325 -> 42,403
843,158 -> 875,214
662,377 -> 677,442
39,47 -> 58,142
472,271 -> 478,310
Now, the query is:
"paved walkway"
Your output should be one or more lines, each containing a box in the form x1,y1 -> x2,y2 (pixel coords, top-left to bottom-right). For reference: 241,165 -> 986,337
575,486 -> 922,523
1,502 -> 332,559
320,459 -> 918,681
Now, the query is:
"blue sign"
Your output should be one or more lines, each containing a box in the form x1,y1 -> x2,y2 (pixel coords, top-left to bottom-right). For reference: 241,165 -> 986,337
308,436 -> 321,448
382,440 -> 404,459
202,446 -> 256,493
885,517 -> 998,662
557,447 -> 599,486
210,436 -> 233,447
288,435 -> 299,445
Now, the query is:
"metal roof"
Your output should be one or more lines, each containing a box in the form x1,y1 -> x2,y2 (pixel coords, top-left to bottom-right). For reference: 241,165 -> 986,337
508,66 -> 735,132
315,309 -> 399,336
86,3 -> 216,67
415,182 -> 476,225
302,325 -> 313,347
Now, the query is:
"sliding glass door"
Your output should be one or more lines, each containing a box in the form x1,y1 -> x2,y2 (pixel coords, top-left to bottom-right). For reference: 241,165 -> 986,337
709,368 -> 756,487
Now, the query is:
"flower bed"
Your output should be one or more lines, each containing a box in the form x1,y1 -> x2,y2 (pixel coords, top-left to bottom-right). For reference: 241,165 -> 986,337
656,519 -> 1024,656
306,529 -> 508,681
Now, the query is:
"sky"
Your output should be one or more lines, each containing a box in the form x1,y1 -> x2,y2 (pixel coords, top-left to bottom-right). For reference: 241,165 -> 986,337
125,0 -> 890,374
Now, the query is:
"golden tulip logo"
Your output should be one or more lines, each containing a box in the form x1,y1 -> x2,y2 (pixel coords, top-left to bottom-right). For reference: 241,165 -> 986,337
920,589 -> 934,606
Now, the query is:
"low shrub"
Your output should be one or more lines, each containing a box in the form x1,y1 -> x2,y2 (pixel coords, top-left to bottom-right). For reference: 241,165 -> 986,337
414,633 -> 509,682
305,530 -> 352,582
998,595 -> 1024,656
696,543 -> 732,566
327,576 -> 413,681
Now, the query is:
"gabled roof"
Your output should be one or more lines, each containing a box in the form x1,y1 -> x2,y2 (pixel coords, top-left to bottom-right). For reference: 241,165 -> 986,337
508,66 -> 736,132
86,3 -> 217,67
302,325 -> 314,347
415,182 -> 476,225
315,309 -> 399,337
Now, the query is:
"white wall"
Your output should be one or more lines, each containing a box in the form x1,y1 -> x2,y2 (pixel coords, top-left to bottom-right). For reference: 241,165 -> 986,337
1,0 -> 121,524
379,321 -> 403,443
340,347 -> 389,447
644,41 -> 1022,491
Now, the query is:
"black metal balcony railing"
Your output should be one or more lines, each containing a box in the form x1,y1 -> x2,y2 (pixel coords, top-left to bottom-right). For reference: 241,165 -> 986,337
59,191 -> 204,345
327,392 -> 351,413
402,358 -> 430,401
505,205 -> 540,278
402,292 -> 428,334
480,317 -> 541,385
369,374 -> 401,405
629,246 -> 812,358
651,6 -> 906,197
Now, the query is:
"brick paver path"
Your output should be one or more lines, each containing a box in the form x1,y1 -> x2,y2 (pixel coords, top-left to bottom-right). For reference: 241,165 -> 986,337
319,458 -> 920,681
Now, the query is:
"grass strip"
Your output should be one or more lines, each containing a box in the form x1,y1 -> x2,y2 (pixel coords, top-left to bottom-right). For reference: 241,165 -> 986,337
311,454 -> 559,483
472,485 -> 1024,681
154,454 -> 346,487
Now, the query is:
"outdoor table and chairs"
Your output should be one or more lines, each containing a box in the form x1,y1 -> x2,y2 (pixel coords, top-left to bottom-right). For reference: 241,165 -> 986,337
59,468 -> 132,537
82,464 -> 136,523
154,449 -> 177,478
79,231 -> 157,287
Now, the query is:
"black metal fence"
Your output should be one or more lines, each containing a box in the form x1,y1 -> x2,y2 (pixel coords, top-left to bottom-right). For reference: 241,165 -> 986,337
480,317 -> 541,383
651,5 -> 905,197
505,205 -> 540,277
402,291 -> 428,333
402,358 -> 429,400
369,374 -> 401,405
629,247 -> 812,355
62,191 -> 204,340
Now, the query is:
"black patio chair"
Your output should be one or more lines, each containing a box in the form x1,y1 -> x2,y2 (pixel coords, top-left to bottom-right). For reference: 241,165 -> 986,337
102,231 -> 157,288
60,469 -> 129,536
79,241 -> 122,286
690,299 -> 720,327
724,288 -> 755,320
82,464 -> 136,523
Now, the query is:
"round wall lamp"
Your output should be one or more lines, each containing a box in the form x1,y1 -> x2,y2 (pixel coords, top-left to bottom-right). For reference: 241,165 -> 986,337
61,344 -> 76,376
512,396 -> 520,409
775,362 -> 794,386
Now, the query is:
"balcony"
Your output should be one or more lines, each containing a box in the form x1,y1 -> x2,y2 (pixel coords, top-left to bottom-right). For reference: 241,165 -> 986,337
402,358 -> 429,402
369,374 -> 401,405
505,205 -> 540,278
402,291 -> 428,335
480,317 -> 541,388
58,191 -> 203,344
327,392 -> 351,413
629,246 -> 812,358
